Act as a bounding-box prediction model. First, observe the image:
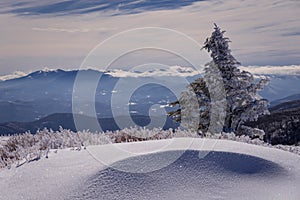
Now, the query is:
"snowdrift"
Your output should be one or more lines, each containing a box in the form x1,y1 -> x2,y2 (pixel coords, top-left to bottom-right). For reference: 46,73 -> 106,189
0,138 -> 299,200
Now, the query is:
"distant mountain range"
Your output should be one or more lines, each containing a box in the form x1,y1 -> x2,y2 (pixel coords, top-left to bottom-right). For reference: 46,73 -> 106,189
1,100 -> 299,146
269,93 -> 300,107
0,69 -> 186,123
0,113 -> 179,135
0,69 -> 300,137
259,74 -> 300,103
247,104 -> 300,145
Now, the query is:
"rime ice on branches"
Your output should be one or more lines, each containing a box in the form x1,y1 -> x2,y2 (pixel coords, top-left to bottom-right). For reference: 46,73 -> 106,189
169,24 -> 269,138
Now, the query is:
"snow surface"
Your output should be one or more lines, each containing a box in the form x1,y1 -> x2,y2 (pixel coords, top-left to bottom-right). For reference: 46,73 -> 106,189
0,137 -> 9,147
0,138 -> 299,200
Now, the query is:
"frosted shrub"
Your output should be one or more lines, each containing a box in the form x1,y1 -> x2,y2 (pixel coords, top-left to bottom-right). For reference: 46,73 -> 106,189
0,127 -> 114,168
1,127 -> 299,169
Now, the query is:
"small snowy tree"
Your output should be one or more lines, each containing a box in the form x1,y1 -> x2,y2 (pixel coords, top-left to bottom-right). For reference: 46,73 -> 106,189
169,24 -> 269,137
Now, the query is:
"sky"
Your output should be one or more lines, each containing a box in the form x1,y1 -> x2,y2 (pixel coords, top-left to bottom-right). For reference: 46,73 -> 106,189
0,0 -> 299,76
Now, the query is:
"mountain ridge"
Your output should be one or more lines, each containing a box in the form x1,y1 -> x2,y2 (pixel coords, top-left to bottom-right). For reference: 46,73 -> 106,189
0,113 -> 179,135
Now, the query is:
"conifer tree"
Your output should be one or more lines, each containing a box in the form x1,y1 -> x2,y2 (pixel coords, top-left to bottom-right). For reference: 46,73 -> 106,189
169,24 -> 269,137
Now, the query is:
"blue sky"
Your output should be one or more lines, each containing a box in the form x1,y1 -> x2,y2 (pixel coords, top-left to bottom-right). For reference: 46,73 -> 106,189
0,0 -> 299,75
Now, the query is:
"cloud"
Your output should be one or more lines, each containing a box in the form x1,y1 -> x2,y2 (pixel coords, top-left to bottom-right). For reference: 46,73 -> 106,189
105,65 -> 300,78
2,65 -> 300,82
32,27 -> 91,33
0,0 -> 299,73
105,65 -> 203,77
111,65 -> 300,77
240,65 -> 300,75
2,0 -> 203,16
0,66 -> 201,81
32,27 -> 117,33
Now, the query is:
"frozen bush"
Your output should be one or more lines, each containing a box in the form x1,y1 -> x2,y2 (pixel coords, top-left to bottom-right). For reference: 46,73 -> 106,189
1,127 -> 299,169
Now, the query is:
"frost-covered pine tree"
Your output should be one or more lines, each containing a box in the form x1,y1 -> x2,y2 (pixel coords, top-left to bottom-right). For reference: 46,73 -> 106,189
169,24 -> 269,138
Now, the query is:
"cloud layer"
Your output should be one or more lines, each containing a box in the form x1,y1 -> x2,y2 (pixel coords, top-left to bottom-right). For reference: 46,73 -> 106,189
2,0 -> 204,16
1,65 -> 300,81
105,66 -> 202,77
240,65 -> 300,75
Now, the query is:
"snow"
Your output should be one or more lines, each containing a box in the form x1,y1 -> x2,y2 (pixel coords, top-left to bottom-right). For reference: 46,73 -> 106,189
0,71 -> 27,81
0,137 -> 9,147
0,138 -> 299,200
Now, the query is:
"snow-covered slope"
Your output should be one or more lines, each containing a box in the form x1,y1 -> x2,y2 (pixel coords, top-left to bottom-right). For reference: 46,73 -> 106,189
0,138 -> 299,200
